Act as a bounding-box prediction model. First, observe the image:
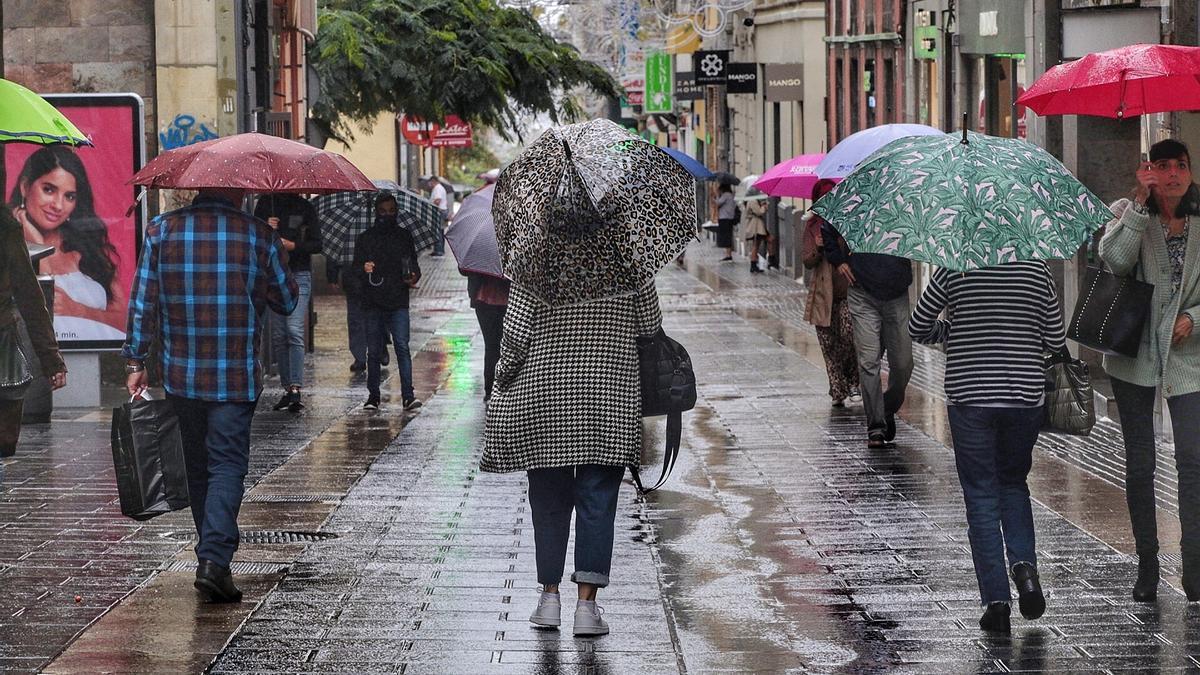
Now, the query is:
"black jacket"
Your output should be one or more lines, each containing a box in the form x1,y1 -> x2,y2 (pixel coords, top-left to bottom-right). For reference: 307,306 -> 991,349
253,195 -> 321,272
352,217 -> 421,311
822,221 -> 912,301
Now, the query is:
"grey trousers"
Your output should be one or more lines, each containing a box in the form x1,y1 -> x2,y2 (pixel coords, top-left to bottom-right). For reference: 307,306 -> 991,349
847,286 -> 914,435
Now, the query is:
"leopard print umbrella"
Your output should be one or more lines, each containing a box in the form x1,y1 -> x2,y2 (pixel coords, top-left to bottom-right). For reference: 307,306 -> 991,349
493,119 -> 697,306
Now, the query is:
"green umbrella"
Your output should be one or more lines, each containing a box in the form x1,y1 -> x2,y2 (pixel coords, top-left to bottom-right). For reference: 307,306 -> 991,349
811,130 -> 1112,272
0,78 -> 90,146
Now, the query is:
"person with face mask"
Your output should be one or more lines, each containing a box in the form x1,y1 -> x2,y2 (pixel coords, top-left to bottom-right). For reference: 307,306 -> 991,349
352,193 -> 422,411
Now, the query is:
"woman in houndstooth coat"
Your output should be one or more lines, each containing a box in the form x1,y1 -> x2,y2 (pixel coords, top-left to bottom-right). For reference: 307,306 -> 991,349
482,279 -> 661,636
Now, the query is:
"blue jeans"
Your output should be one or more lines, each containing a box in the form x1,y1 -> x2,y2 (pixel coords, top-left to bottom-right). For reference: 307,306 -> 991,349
432,211 -> 447,255
167,395 -> 258,569
345,291 -> 367,365
366,307 -> 413,400
526,465 -> 625,587
948,405 -> 1043,604
272,271 -> 310,388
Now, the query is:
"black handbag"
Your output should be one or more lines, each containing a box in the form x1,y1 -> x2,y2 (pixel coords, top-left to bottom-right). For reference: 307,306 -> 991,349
633,328 -> 697,494
0,322 -> 33,401
1068,266 -> 1154,357
110,396 -> 191,520
1043,348 -> 1096,436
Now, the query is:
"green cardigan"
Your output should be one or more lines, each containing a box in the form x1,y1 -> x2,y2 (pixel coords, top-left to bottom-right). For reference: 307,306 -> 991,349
1099,199 -> 1200,397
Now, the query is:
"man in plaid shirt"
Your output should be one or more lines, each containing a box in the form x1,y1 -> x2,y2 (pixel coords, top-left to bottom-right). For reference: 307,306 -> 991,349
123,188 -> 297,603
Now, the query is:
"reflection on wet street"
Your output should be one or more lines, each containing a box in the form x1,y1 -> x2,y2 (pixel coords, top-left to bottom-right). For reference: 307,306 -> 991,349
6,245 -> 1200,673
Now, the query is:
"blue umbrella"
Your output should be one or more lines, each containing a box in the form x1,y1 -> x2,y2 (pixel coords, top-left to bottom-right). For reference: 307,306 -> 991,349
660,147 -> 714,180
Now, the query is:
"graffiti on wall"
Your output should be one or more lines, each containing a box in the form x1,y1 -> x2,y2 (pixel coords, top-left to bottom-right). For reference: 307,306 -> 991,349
159,114 -> 218,150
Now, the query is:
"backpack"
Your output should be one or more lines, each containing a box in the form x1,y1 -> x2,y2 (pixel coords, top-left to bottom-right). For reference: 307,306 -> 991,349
632,328 -> 697,493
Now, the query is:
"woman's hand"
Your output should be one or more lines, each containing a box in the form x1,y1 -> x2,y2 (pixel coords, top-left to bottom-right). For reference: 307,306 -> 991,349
16,208 -> 44,244
1135,162 -> 1158,206
1173,313 -> 1194,345
50,371 -> 66,390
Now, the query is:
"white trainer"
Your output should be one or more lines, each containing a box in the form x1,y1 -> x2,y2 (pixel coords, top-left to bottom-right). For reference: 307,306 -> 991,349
528,590 -> 561,628
573,600 -> 609,636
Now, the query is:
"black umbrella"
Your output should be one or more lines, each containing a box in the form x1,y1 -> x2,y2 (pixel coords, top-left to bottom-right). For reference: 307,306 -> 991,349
707,171 -> 740,186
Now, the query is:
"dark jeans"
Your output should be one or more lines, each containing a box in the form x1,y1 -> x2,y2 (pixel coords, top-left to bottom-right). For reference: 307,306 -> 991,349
948,405 -> 1043,604
475,304 -> 506,398
366,307 -> 413,400
527,464 -> 625,588
1111,377 -> 1200,565
167,395 -> 258,569
433,211 -> 447,255
345,290 -> 367,365
271,271 -> 310,388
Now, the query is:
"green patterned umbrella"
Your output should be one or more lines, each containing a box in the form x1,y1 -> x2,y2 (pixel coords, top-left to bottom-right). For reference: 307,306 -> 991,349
811,131 -> 1112,272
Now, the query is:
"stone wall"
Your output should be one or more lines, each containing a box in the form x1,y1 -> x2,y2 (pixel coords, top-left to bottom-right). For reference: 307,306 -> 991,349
2,0 -> 157,153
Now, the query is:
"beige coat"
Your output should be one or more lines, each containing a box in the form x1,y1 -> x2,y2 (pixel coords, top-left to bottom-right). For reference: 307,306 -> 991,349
742,198 -> 769,239
801,213 -> 848,328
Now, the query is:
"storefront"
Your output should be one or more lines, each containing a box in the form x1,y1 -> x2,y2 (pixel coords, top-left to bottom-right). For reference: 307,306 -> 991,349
958,0 -> 1028,138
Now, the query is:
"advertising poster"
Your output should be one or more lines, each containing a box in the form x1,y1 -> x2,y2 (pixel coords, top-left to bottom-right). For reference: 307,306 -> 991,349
4,94 -> 145,350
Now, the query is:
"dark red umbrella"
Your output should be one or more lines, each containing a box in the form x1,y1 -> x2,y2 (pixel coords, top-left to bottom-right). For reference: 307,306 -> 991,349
1018,44 -> 1200,118
130,132 -> 375,193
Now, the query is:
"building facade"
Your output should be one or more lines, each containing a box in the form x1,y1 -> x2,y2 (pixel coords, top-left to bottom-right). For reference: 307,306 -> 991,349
825,0 -> 907,144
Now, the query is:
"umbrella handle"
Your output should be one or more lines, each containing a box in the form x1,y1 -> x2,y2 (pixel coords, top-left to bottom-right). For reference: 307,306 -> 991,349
367,272 -> 385,287
961,112 -> 969,145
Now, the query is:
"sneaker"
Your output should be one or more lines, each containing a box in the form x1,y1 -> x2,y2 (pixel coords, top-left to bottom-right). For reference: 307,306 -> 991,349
848,388 -> 862,403
431,252 -> 445,258
573,600 -> 609,636
287,391 -> 305,412
271,393 -> 292,411
363,397 -> 380,410
403,398 -> 423,411
529,590 -> 561,628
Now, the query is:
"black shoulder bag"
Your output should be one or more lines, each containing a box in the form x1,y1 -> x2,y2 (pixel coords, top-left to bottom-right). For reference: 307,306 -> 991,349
1068,266 -> 1153,357
632,328 -> 697,494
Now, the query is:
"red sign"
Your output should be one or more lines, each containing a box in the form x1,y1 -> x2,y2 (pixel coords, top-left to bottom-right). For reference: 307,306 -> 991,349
399,114 -> 474,148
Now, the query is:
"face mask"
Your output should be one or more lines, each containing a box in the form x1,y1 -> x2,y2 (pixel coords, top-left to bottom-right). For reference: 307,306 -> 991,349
376,213 -> 397,227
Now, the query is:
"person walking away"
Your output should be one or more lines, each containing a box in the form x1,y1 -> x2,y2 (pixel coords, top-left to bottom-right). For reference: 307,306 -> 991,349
823,226 -> 913,449
1,204 -> 67,458
424,176 -> 449,257
801,179 -> 859,408
483,281 -> 662,636
466,271 -> 509,401
909,261 -> 1064,633
743,192 -> 769,274
254,194 -> 320,412
715,184 -> 737,261
1100,139 -> 1200,602
124,188 -> 298,603
353,194 -> 422,411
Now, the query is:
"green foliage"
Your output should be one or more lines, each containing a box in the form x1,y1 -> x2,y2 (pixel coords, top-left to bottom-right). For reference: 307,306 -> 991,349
445,144 -> 501,186
313,0 -> 618,143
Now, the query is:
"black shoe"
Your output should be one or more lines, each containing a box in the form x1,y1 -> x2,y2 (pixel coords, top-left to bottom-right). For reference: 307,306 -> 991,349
0,442 -> 15,458
1010,562 -> 1045,620
1133,556 -> 1159,602
363,397 -> 380,410
271,393 -> 292,411
867,433 -> 895,450
885,414 -> 897,442
403,397 -> 422,411
720,256 -> 733,262
979,601 -> 1011,633
287,391 -> 305,413
350,361 -> 366,373
380,351 -> 390,367
194,559 -> 242,603
750,262 -> 763,274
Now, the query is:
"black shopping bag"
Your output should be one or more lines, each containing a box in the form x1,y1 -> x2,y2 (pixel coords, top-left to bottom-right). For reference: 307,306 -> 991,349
110,397 -> 190,520
1068,266 -> 1153,357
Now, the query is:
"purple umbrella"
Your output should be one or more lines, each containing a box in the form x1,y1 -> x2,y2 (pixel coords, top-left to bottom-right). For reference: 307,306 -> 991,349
814,124 -> 946,179
445,184 -> 504,278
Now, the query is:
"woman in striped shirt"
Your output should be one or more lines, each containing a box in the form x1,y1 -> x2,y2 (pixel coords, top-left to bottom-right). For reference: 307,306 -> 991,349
909,261 -> 1066,634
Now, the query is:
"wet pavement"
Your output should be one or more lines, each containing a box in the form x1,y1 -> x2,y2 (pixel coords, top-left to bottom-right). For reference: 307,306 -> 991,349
5,245 -> 1200,672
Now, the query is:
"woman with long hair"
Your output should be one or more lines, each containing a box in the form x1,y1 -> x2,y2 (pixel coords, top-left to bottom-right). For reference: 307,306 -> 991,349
9,145 -> 124,337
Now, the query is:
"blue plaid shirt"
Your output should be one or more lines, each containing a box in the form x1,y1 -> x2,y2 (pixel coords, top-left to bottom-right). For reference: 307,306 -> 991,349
122,197 -> 298,401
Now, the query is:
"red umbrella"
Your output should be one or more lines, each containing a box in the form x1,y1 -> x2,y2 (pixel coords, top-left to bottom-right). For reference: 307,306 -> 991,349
130,132 -> 375,193
1018,44 -> 1200,118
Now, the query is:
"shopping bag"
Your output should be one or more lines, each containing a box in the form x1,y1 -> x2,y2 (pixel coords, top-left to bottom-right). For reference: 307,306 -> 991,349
1043,348 -> 1096,436
1068,266 -> 1153,357
110,396 -> 190,520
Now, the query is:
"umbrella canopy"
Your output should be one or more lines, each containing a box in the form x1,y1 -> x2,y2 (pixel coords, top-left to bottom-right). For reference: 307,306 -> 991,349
130,132 -> 375,194
0,79 -> 90,146
314,180 -> 442,264
754,153 -> 827,198
661,147 -> 714,180
811,131 -> 1112,272
1018,43 -> 1200,118
445,184 -> 503,278
815,124 -> 945,179
493,119 -> 696,306
708,171 -> 740,186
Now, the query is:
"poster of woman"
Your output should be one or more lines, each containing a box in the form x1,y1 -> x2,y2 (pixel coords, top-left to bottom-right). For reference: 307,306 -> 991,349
4,94 -> 144,349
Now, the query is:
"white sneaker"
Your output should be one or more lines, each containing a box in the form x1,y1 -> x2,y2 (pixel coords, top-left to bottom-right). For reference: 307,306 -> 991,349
573,600 -> 609,636
528,590 -> 561,628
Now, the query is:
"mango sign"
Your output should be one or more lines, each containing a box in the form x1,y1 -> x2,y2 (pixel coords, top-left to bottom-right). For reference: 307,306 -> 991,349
399,114 -> 474,148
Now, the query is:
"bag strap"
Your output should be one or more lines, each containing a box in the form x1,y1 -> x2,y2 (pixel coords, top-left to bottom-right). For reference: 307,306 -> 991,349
630,410 -> 682,495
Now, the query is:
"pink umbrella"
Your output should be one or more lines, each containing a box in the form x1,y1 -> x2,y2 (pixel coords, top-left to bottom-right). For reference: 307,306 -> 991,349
1019,43 -> 1200,118
753,153 -> 829,198
130,132 -> 375,194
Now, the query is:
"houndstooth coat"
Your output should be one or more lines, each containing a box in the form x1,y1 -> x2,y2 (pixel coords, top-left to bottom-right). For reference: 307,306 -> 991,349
481,281 -> 662,473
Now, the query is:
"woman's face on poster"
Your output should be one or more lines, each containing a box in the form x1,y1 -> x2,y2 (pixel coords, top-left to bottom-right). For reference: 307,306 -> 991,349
22,167 -> 78,232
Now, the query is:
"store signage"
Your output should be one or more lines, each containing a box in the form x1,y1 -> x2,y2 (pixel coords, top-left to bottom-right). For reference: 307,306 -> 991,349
694,50 -> 729,85
644,50 -> 674,113
675,72 -> 704,101
764,63 -> 804,101
399,114 -> 473,147
726,63 -> 758,94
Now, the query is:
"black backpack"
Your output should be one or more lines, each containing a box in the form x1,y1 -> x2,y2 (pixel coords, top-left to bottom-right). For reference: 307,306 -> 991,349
632,328 -> 696,493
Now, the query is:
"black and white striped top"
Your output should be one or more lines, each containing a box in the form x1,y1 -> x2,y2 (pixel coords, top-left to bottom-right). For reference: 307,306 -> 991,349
908,261 -> 1067,407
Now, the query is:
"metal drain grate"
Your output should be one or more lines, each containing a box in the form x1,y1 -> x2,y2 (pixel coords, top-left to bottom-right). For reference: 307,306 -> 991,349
242,494 -> 343,503
240,530 -> 340,544
161,560 -> 289,575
